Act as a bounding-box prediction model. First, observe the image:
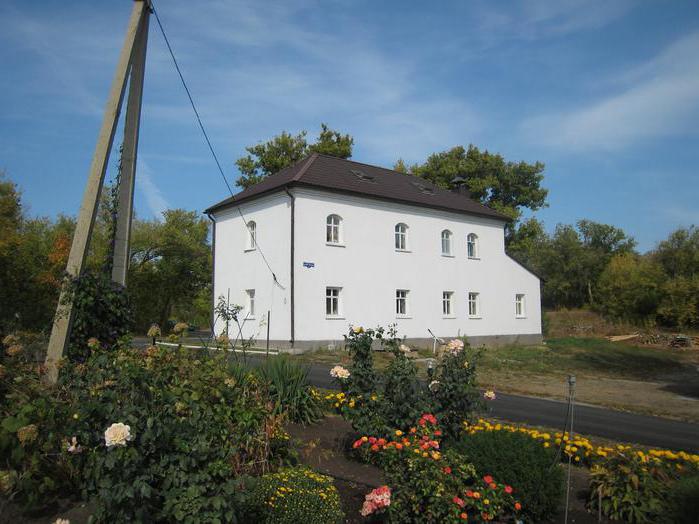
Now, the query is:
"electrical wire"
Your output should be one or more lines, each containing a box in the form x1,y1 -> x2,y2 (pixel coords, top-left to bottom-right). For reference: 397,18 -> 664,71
149,0 -> 285,290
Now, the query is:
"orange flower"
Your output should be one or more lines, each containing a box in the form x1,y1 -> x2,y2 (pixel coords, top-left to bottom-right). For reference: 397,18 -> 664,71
460,512 -> 468,520
514,502 -> 522,511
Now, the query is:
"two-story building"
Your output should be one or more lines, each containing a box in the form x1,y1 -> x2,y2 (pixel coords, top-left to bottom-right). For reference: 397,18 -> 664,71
205,153 -> 542,349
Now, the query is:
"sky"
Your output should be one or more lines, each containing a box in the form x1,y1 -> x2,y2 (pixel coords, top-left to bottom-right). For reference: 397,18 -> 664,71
1,0 -> 698,252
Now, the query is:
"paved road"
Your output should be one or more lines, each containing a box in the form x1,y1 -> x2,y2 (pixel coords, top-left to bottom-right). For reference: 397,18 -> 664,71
139,340 -> 699,452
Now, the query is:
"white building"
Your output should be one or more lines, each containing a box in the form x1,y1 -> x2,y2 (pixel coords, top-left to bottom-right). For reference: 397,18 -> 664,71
205,154 -> 542,349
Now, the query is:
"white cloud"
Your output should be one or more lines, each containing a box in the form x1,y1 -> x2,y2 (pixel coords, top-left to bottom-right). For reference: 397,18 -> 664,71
521,31 -> 699,151
136,159 -> 169,218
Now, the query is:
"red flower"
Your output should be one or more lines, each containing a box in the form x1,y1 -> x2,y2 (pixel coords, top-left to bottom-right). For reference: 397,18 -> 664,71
434,430 -> 442,436
352,439 -> 363,448
504,485 -> 513,494
465,490 -> 473,498
442,466 -> 452,474
377,438 -> 387,446
483,475 -> 493,484
370,444 -> 379,452
489,482 -> 497,489
368,437 -> 377,444
452,496 -> 465,507
514,502 -> 522,511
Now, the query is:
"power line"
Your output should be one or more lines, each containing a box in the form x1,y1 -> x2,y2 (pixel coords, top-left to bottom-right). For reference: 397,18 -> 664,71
150,0 -> 284,289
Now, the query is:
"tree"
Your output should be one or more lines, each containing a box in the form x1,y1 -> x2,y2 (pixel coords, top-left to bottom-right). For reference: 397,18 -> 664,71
235,123 -> 353,189
652,226 -> 699,279
406,145 -> 548,239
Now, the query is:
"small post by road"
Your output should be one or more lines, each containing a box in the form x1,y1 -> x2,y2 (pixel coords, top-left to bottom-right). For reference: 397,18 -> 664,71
266,310 -> 270,356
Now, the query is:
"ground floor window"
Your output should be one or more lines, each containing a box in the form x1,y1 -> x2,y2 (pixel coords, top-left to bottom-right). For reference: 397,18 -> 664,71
326,287 -> 341,317
515,293 -> 526,317
396,289 -> 409,316
442,291 -> 453,316
246,289 -> 255,317
468,292 -> 480,317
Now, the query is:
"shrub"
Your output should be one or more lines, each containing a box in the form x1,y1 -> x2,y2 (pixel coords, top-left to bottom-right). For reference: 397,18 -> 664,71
245,466 -> 344,524
667,474 -> 699,524
456,428 -> 564,521
353,414 -> 521,523
255,356 -> 324,425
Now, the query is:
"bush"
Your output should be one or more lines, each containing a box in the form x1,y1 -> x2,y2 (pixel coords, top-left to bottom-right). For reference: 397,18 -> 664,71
667,474 -> 699,524
244,466 -> 344,524
456,429 -> 564,522
255,356 -> 324,425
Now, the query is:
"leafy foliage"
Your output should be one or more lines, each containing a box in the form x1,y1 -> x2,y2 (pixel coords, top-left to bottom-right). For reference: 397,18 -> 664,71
243,466 -> 344,524
667,474 -> 699,524
456,429 -> 564,521
235,124 -> 353,189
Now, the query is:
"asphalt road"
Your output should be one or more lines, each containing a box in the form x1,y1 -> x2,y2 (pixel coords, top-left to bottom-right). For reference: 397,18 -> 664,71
139,340 -> 699,452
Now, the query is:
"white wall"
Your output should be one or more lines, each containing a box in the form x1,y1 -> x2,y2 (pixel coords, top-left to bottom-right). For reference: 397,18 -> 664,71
292,188 -> 541,343
211,192 -> 291,343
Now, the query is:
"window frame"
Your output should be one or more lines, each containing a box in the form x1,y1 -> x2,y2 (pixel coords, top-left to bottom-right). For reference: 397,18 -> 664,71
325,286 -> 342,318
326,214 -> 343,245
394,223 -> 408,251
441,229 -> 453,256
515,293 -> 526,318
442,291 -> 454,317
246,221 -> 257,251
395,289 -> 410,317
467,233 -> 479,259
246,289 -> 256,318
468,292 -> 480,318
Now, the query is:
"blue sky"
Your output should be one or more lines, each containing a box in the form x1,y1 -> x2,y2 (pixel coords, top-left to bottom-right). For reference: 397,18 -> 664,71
1,0 -> 698,251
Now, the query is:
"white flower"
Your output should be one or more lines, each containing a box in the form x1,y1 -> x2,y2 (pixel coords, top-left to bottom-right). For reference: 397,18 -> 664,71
399,344 -> 411,353
329,365 -> 350,380
428,380 -> 441,392
483,390 -> 496,401
446,339 -> 464,354
104,422 -> 132,447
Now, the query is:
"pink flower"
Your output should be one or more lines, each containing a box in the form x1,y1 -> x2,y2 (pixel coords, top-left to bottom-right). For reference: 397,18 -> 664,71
452,496 -> 465,507
360,486 -> 391,516
505,485 -> 513,494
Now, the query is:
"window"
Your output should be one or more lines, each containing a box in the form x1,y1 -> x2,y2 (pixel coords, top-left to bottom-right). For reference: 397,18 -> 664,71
396,289 -> 409,316
442,291 -> 454,316
326,287 -> 341,317
246,289 -> 256,317
395,223 -> 408,250
467,233 -> 479,258
246,221 -> 256,250
326,214 -> 342,244
468,292 -> 480,318
515,294 -> 526,318
441,230 -> 452,256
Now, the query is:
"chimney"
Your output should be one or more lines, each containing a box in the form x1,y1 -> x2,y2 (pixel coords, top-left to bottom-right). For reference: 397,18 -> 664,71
451,175 -> 470,197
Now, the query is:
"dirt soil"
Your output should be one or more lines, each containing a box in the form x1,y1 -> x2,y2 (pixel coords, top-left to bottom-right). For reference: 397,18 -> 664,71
287,415 -> 609,524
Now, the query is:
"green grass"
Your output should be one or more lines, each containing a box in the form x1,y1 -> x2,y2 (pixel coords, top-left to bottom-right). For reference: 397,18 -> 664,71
479,337 -> 688,380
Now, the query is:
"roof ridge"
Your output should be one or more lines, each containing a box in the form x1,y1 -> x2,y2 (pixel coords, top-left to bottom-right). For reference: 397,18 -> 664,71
291,152 -> 319,182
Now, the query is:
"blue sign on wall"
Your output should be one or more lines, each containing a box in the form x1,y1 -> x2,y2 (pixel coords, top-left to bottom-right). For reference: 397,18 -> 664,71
303,261 -> 315,268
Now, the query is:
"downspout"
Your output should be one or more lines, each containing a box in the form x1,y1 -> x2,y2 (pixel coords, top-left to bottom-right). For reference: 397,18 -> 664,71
284,187 -> 295,346
206,212 -> 216,335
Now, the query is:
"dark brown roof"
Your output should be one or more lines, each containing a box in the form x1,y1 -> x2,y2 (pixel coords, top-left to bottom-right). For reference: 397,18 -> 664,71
205,153 -> 508,221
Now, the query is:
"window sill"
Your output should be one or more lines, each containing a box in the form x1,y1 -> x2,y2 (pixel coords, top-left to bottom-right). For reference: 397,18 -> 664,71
396,316 -> 412,319
442,316 -> 457,319
244,247 -> 257,252
395,249 -> 411,253
468,256 -> 481,260
468,316 -> 482,320
326,242 -> 346,248
326,316 -> 345,320
441,254 -> 454,258
516,316 -> 527,319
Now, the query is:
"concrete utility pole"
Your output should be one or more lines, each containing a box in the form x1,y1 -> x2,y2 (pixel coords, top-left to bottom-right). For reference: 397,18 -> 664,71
44,1 -> 150,383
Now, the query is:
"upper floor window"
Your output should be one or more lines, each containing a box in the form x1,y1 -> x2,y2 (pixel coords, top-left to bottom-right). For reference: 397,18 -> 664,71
441,230 -> 452,256
442,291 -> 454,317
326,214 -> 342,244
396,289 -> 409,317
395,223 -> 408,250
246,221 -> 256,250
467,233 -> 479,258
246,289 -> 256,317
515,294 -> 526,318
326,287 -> 342,317
468,292 -> 480,318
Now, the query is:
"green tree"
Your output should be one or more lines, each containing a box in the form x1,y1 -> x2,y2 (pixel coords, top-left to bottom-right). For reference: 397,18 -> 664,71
407,145 -> 548,239
657,276 -> 699,328
128,210 -> 211,331
235,123 -> 353,189
653,226 -> 699,279
595,253 -> 665,323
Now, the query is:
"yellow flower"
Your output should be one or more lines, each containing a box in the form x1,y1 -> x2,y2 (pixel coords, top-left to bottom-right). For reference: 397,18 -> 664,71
395,430 -> 403,437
